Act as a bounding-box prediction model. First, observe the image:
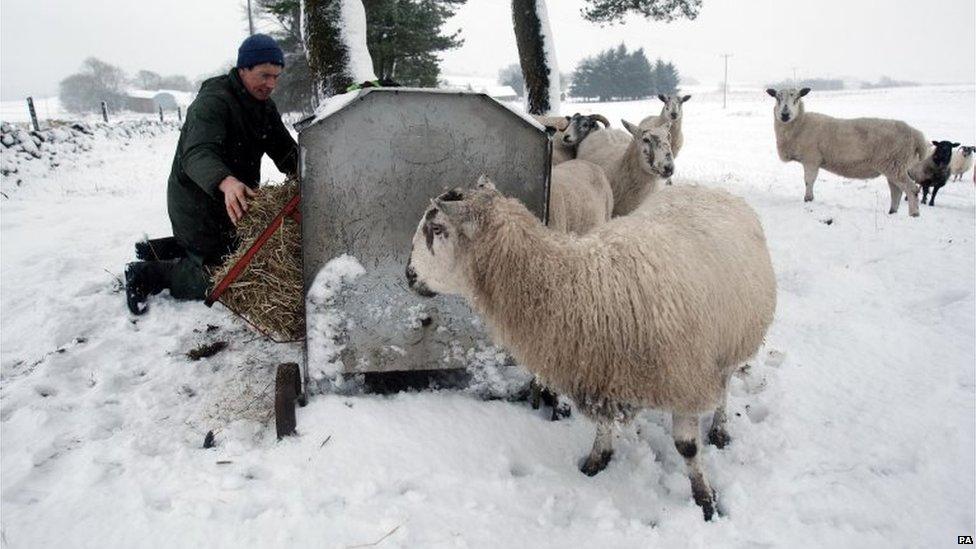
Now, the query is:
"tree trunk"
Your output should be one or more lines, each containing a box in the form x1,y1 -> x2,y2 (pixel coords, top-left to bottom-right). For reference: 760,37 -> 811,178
301,0 -> 376,100
511,0 -> 560,115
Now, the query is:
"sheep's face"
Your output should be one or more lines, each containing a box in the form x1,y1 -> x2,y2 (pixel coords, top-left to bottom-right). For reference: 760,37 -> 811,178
766,87 -> 810,123
562,113 -> 607,147
959,146 -> 975,158
622,119 -> 674,178
406,177 -> 498,298
931,141 -> 959,166
658,94 -> 691,122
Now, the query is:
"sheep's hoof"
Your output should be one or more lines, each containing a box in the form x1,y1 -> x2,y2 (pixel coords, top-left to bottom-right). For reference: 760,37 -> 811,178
888,208 -> 898,215
707,428 -> 731,449
693,487 -> 718,521
910,211 -> 920,218
551,401 -> 572,421
580,450 -> 613,476
803,195 -> 814,202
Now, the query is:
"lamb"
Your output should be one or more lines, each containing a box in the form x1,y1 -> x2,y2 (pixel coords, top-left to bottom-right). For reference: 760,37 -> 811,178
639,93 -> 691,158
765,87 -> 929,216
949,145 -> 975,182
405,177 -> 777,521
533,113 -> 610,165
909,140 -> 958,206
576,119 -> 674,216
548,159 -> 613,235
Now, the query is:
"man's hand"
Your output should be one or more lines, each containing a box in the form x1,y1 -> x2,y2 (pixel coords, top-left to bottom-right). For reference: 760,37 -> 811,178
218,176 -> 257,225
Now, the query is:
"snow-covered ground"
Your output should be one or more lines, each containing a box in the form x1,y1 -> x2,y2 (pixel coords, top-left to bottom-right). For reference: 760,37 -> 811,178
1,85 -> 974,547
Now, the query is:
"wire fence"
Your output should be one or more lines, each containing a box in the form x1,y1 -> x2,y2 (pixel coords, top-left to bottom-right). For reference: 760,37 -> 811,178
1,96 -> 186,128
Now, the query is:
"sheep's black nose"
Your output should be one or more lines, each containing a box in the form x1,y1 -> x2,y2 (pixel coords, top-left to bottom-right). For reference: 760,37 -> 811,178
662,165 -> 674,177
405,264 -> 417,287
670,113 -> 678,120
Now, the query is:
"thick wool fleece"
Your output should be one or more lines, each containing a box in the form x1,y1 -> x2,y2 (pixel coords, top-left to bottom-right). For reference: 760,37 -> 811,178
466,185 -> 777,416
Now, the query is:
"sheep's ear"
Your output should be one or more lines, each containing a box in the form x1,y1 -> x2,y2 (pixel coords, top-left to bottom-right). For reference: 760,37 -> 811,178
681,94 -> 691,103
657,94 -> 667,102
799,87 -> 811,97
434,198 -> 465,222
476,174 -> 496,191
766,88 -> 778,98
932,141 -> 940,147
951,142 -> 960,148
621,119 -> 640,137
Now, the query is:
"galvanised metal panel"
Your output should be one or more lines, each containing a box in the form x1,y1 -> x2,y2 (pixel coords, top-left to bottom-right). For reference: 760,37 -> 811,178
300,88 -> 549,376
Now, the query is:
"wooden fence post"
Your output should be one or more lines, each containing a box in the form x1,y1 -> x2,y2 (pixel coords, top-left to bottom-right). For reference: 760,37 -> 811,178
26,97 -> 39,131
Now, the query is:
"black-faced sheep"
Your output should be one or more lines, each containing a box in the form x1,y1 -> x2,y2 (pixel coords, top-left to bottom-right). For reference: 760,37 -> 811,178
405,177 -> 777,521
910,140 -> 958,206
765,87 -> 929,216
532,113 -> 610,165
576,119 -> 674,216
949,145 -> 974,182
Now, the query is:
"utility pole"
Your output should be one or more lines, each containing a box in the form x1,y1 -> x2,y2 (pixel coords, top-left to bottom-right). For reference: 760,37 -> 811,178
791,66 -> 798,86
247,0 -> 255,36
721,54 -> 732,109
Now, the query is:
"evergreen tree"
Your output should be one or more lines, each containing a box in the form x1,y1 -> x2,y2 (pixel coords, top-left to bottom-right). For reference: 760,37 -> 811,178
570,44 -> 657,101
624,47 -> 653,99
651,58 -> 679,94
580,0 -> 702,24
365,0 -> 465,87
258,0 -> 466,111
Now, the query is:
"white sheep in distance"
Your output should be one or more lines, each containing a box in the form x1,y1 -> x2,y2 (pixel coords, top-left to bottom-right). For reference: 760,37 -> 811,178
533,113 -> 610,165
949,145 -> 974,182
405,178 -> 777,521
576,119 -> 674,216
548,159 -> 613,235
766,87 -> 929,216
640,93 -> 691,158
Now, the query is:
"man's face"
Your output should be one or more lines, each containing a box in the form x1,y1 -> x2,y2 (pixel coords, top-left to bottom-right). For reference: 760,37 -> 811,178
238,63 -> 282,101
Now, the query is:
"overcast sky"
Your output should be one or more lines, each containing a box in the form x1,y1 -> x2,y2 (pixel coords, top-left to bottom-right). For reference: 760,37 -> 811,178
2,0 -> 974,100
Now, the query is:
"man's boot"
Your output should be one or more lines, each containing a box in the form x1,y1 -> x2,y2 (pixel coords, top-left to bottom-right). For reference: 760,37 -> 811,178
124,261 -> 172,315
135,236 -> 186,261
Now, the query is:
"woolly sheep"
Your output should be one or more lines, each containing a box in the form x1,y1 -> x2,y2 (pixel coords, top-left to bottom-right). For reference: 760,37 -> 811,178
548,159 -> 613,235
405,178 -> 777,521
576,119 -> 674,216
949,145 -> 974,182
909,140 -> 958,206
533,113 -> 610,165
639,93 -> 691,158
765,87 -> 929,216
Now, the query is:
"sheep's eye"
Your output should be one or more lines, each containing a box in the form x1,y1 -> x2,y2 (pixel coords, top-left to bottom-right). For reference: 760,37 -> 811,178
642,137 -> 651,144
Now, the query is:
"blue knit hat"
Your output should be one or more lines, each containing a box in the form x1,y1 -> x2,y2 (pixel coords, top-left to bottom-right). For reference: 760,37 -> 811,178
237,34 -> 285,69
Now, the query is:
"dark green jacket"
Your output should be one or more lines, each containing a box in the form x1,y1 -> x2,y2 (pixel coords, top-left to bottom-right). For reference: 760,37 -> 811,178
167,69 -> 298,264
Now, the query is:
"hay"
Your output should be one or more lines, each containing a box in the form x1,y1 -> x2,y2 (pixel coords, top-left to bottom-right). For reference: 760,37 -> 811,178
210,180 -> 303,342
